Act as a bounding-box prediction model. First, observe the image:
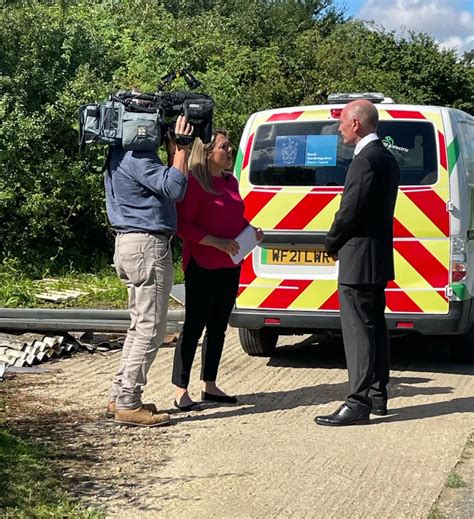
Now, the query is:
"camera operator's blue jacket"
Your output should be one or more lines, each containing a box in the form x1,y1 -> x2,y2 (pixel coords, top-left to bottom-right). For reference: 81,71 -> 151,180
104,147 -> 188,234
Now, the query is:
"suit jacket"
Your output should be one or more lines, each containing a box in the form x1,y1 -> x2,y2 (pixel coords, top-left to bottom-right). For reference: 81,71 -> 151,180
324,140 -> 400,285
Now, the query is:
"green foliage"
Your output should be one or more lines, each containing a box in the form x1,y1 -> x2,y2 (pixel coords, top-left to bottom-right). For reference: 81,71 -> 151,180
0,3 -> 114,273
0,259 -> 38,307
0,259 -> 123,308
0,256 -> 187,308
0,1 -> 472,278
427,504 -> 444,519
288,21 -> 473,108
0,427 -> 103,518
446,471 -> 467,489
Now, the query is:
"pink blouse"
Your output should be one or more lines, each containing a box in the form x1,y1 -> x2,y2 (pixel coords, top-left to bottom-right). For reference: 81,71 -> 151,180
177,173 -> 249,270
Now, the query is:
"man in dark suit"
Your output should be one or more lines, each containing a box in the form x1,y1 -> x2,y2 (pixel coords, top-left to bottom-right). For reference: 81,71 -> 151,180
315,99 -> 400,427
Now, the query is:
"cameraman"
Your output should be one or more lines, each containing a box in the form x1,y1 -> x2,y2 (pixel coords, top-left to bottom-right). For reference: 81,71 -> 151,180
105,115 -> 193,427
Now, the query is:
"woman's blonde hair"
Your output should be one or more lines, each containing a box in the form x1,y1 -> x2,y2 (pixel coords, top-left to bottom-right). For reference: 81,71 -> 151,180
188,129 -> 228,193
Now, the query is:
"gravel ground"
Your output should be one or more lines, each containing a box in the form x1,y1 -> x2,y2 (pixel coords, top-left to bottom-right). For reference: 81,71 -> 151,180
3,329 -> 473,518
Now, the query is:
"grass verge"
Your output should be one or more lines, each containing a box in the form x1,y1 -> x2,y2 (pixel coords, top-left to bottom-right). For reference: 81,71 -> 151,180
0,258 -> 184,309
429,432 -> 474,518
0,398 -> 103,518
0,429 -> 104,518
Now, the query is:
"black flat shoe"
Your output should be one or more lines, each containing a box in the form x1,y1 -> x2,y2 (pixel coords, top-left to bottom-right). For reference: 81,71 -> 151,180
174,399 -> 202,412
201,391 -> 238,404
315,403 -> 370,426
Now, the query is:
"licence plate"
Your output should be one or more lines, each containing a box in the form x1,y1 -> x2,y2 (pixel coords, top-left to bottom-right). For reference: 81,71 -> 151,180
263,248 -> 336,266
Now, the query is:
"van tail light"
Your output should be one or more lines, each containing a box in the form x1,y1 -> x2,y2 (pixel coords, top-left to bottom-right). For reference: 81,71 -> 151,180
330,108 -> 342,119
452,262 -> 467,282
451,237 -> 467,282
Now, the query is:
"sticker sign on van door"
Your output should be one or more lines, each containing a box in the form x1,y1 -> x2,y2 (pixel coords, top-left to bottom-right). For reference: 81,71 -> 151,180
275,135 -> 306,165
275,135 -> 338,167
305,135 -> 338,166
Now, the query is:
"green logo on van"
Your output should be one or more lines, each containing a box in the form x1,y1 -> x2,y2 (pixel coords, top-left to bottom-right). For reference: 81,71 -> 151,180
382,136 -> 409,153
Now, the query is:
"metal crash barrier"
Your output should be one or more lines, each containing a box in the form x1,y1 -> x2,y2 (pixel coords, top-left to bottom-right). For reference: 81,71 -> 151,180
0,308 -> 185,334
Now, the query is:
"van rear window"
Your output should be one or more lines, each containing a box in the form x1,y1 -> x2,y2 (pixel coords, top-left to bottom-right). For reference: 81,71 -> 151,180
249,120 -> 438,186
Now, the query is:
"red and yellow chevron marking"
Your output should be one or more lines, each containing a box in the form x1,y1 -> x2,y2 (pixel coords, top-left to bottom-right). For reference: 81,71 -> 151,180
236,108 -> 450,315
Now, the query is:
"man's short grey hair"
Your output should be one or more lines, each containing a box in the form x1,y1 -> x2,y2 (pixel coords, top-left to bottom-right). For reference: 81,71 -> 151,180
348,100 -> 379,131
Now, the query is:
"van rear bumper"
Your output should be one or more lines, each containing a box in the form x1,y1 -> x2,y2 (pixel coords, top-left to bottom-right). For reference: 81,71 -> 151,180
230,300 -> 473,336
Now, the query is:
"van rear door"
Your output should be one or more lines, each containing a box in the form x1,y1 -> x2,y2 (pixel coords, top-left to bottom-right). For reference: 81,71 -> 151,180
234,106 -> 450,319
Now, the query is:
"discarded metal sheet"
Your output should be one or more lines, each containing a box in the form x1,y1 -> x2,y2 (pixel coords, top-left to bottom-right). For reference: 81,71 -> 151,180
68,331 -> 125,353
6,349 -> 25,360
170,283 -> 185,305
6,365 -> 59,375
36,351 -> 48,362
0,331 -> 78,372
35,289 -> 88,303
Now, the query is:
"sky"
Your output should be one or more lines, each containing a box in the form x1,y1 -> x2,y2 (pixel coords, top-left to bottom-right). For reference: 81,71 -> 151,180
334,0 -> 474,56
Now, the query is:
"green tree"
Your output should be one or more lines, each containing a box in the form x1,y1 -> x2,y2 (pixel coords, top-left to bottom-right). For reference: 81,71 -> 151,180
0,1 -> 472,277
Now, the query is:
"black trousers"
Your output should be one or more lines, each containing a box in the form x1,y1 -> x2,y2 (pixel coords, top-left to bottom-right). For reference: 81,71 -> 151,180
338,283 -> 390,411
172,259 -> 241,388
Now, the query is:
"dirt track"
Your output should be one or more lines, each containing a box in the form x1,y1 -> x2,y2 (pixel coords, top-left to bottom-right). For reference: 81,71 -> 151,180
4,330 -> 474,518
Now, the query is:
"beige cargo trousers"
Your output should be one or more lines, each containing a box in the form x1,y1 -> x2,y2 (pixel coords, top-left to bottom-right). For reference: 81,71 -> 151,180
109,232 -> 173,409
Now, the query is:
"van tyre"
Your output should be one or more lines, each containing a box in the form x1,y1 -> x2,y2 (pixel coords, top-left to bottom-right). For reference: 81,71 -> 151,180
449,326 -> 474,362
239,328 -> 278,357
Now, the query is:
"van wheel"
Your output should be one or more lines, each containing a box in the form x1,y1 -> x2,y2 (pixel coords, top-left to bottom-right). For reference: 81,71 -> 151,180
238,328 -> 278,357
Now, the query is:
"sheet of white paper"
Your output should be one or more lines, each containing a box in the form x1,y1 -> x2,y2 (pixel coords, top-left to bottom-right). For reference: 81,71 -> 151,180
231,225 -> 258,264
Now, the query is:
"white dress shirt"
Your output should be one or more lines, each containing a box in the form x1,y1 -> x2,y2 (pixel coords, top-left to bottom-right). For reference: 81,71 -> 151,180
354,133 -> 379,156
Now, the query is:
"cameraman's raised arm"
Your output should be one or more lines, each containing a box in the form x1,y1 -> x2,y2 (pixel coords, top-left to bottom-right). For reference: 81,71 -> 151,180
123,115 -> 193,202
169,115 -> 193,176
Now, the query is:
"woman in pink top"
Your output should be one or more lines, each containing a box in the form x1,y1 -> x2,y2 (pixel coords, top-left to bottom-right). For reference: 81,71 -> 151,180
172,130 -> 263,411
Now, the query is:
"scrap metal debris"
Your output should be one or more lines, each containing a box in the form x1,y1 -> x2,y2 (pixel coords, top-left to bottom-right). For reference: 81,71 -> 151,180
0,332 -> 79,368
68,331 -> 124,353
0,331 -> 126,381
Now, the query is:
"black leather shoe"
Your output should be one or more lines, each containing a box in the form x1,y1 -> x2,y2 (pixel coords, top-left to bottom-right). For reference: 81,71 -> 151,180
371,404 -> 388,416
315,404 -> 370,426
174,399 -> 201,412
201,391 -> 238,404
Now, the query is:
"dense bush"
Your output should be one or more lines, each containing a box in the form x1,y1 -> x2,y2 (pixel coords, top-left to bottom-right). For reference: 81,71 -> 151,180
1,0 -> 472,274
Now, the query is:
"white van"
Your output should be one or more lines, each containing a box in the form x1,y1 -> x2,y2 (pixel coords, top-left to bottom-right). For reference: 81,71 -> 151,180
229,93 -> 474,356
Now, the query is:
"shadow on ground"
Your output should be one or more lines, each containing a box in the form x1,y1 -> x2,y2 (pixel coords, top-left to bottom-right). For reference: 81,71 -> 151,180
266,333 -> 474,375
175,372 -> 460,425
1,378 -> 177,511
175,332 -> 473,425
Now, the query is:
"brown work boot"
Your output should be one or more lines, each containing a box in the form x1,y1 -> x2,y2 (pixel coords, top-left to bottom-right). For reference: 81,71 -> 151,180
114,406 -> 171,427
105,401 -> 158,419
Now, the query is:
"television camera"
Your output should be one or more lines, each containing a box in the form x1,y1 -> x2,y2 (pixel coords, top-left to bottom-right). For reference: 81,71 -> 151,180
78,68 -> 214,152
